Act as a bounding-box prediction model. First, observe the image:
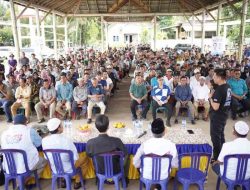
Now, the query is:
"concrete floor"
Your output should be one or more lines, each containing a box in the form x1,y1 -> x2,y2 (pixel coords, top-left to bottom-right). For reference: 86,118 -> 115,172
0,76 -> 249,190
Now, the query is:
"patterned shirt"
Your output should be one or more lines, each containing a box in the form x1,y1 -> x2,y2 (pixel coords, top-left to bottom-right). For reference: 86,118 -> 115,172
151,84 -> 171,102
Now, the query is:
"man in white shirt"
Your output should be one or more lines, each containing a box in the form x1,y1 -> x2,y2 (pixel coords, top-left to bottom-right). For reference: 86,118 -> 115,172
212,121 -> 250,181
163,69 -> 174,92
133,118 -> 178,180
1,114 -> 47,174
190,68 -> 201,94
193,76 -> 210,121
42,118 -> 89,189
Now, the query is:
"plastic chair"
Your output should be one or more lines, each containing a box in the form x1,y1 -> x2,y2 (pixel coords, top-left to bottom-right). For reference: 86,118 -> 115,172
0,149 -> 41,190
174,152 -> 211,190
93,151 -> 126,190
139,154 -> 173,190
43,149 -> 85,190
156,107 -> 168,118
216,154 -> 250,190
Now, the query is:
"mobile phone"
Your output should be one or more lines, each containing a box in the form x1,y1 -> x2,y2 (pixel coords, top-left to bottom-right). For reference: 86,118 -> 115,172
187,129 -> 194,134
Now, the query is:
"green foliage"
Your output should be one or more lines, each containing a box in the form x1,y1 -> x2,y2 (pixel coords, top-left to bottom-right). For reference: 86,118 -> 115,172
0,27 -> 13,45
140,28 -> 150,44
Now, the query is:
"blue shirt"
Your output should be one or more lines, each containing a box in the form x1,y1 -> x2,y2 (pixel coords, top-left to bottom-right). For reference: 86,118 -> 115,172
227,78 -> 248,97
30,128 -> 42,148
151,84 -> 171,102
88,84 -> 104,96
175,85 -> 192,101
57,82 -> 73,101
151,77 -> 158,87
98,80 -> 107,88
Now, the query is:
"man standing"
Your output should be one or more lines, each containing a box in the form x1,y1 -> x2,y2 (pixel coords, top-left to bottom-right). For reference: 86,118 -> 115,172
87,78 -> 106,124
42,118 -> 88,189
19,52 -> 29,67
55,73 -> 73,119
0,80 -> 14,122
11,78 -> 31,123
129,74 -> 150,121
35,79 -> 56,123
1,114 -> 47,174
209,68 -> 231,161
151,75 -> 173,127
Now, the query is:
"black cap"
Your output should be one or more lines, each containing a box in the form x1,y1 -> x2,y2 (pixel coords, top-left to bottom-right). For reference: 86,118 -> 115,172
151,118 -> 165,134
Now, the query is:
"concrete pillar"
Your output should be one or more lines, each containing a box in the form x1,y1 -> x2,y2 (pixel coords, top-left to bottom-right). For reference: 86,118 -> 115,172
239,0 -> 248,63
52,12 -> 57,58
217,4 -> 222,36
105,22 -> 108,50
101,16 -> 104,52
9,0 -> 20,60
35,7 -> 41,57
153,16 -> 157,51
29,16 -> 36,47
17,19 -> 22,49
64,16 -> 68,53
201,11 -> 205,53
191,16 -> 194,46
41,20 -> 46,47
223,24 -> 227,39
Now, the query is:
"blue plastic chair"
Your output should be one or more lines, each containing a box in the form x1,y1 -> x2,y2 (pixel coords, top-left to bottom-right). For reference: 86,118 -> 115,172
43,149 -> 85,190
156,107 -> 168,118
216,154 -> 250,190
0,149 -> 41,190
139,154 -> 173,190
174,152 -> 211,190
93,151 -> 126,190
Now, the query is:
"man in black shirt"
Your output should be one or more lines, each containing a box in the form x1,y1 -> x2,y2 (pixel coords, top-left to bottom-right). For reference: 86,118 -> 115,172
209,68 -> 232,161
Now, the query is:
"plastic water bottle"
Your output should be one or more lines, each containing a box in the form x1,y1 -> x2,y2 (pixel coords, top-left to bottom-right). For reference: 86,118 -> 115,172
67,120 -> 72,135
133,120 -> 143,136
181,119 -> 187,128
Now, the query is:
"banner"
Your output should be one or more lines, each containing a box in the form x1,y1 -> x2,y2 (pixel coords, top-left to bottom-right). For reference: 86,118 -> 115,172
211,36 -> 226,55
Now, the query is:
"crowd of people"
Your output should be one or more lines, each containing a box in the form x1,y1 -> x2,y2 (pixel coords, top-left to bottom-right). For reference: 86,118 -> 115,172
0,44 -> 250,189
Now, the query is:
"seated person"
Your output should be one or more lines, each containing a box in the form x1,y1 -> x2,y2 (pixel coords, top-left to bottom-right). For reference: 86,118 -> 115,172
212,121 -> 250,181
151,75 -> 173,127
26,74 -> 40,105
102,70 -> 114,96
86,115 -> 128,178
1,114 -> 47,174
227,69 -> 250,120
55,72 -> 73,119
0,80 -> 14,122
11,78 -> 31,123
133,118 -> 178,180
87,78 -> 106,124
129,74 -> 150,121
42,118 -> 89,189
193,76 -> 210,121
174,76 -> 195,124
72,78 -> 88,119
35,79 -> 56,123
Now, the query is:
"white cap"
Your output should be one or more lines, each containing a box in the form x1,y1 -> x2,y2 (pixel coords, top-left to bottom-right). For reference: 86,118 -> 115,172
194,68 -> 200,74
199,76 -> 206,80
47,118 -> 61,132
234,121 -> 249,135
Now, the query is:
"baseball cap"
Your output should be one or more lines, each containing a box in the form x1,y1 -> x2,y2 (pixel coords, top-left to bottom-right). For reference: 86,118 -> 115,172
234,121 -> 249,135
47,118 -> 61,132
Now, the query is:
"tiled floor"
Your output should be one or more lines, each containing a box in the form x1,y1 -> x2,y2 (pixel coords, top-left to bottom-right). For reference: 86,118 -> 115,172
0,76 -> 249,190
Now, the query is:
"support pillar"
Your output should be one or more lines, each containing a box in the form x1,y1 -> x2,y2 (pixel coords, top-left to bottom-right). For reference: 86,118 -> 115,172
101,16 -> 104,52
191,16 -> 194,46
53,12 -> 58,59
41,20 -> 45,48
105,22 -> 108,50
153,16 -> 156,51
35,7 -> 41,57
9,0 -> 20,60
223,24 -> 227,39
239,0 -> 248,63
64,16 -> 68,53
217,3 -> 222,36
201,11 -> 205,53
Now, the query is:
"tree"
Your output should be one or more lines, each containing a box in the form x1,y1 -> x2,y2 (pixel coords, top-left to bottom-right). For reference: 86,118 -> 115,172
140,28 -> 150,44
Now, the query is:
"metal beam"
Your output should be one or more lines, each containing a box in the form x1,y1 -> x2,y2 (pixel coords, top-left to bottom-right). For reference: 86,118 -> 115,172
64,16 -> 68,52
201,10 -> 205,53
108,0 -> 129,13
16,2 -> 31,19
52,12 -> 57,58
239,0 -> 248,63
180,0 -> 201,23
40,9 -> 52,23
131,0 -> 150,13
217,3 -> 222,36
196,0 -> 216,21
68,12 -> 192,17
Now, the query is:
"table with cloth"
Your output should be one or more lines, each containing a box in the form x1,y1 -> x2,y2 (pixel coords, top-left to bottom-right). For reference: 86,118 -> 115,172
39,126 -> 212,179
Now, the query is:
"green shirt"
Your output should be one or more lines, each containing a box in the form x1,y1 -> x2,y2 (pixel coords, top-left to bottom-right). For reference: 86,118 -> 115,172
129,82 -> 147,99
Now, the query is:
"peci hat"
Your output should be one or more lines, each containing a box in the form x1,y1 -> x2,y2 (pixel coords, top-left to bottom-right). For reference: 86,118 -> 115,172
47,118 -> 61,132
167,69 -> 173,72
151,118 -> 165,134
234,121 -> 249,135
194,68 -> 200,74
13,114 -> 27,125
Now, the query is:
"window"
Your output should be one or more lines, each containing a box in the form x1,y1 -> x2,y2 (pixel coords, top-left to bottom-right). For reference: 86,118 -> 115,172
113,36 -> 119,42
